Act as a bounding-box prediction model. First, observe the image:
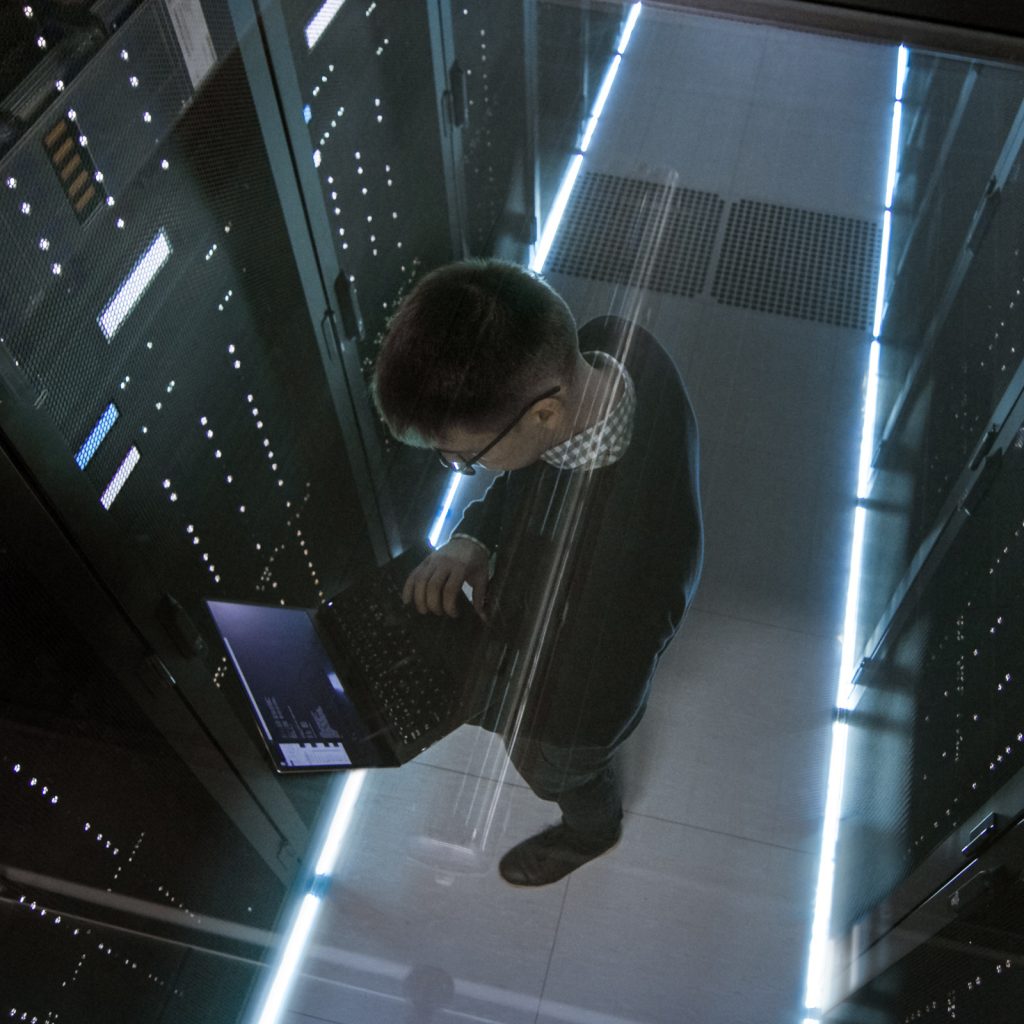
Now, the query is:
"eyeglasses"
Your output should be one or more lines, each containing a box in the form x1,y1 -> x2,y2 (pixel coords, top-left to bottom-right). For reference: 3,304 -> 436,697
435,385 -> 561,475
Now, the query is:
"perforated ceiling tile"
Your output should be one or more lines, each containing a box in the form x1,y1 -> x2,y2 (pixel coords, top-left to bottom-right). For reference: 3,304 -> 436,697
712,200 -> 881,329
547,172 -> 724,296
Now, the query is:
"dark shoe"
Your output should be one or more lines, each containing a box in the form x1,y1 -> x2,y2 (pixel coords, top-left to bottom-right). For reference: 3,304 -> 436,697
499,823 -> 621,887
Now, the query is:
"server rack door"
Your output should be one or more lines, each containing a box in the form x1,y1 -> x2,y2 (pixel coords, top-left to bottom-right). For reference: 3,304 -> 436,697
857,52 -> 1024,658
834,378 -> 1024,968
444,0 -> 537,262
249,0 -> 482,546
0,0 -> 393,846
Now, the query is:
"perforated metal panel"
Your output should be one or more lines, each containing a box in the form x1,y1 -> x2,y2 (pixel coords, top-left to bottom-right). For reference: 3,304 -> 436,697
0,480 -> 279,1022
277,0 -> 455,373
826,855 -> 1024,1024
836,432 -> 1024,932
454,1 -> 531,257
0,4 -> 376,611
547,171 -> 724,296
712,199 -> 880,328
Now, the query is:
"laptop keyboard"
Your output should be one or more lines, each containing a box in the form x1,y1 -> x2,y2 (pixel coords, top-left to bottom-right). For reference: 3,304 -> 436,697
321,563 -> 455,748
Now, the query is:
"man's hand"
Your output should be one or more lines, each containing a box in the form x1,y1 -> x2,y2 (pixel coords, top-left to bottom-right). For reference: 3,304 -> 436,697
402,538 -> 490,619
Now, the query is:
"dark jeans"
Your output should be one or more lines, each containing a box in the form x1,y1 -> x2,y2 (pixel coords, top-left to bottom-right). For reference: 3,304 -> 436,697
503,733 -> 623,840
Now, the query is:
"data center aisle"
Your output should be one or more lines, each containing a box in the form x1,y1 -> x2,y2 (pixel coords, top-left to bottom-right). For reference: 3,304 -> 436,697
285,10 -> 894,1024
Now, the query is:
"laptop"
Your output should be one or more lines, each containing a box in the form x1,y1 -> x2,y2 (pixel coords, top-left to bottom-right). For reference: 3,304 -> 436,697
206,544 -> 503,772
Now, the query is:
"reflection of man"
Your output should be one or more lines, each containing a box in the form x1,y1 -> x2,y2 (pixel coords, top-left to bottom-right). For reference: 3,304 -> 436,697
372,260 -> 703,886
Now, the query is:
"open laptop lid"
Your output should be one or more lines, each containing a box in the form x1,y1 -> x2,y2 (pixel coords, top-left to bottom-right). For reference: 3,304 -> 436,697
207,599 -> 392,771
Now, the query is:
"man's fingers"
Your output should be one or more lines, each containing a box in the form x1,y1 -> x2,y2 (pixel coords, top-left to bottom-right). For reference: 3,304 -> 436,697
425,563 -> 450,615
441,570 -> 464,618
469,570 -> 489,619
402,550 -> 483,616
401,568 -> 417,606
409,564 -> 435,615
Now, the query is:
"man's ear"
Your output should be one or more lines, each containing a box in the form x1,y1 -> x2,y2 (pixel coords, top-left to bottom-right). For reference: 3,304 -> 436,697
531,397 -> 563,429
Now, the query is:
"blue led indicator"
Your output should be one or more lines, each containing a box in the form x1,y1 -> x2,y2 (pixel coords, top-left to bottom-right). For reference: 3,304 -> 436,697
303,105 -> 312,124
75,403 -> 119,469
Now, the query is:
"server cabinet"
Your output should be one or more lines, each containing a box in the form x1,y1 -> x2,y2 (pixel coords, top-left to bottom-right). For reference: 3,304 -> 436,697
827,44 -> 1024,1021
0,437 -> 287,1022
446,0 -> 536,260
0,2 -> 618,1018
828,818 -> 1024,1022
831,379 -> 1024,1016
0,0 -> 410,854
0,1 -> 460,1018
858,51 -> 1024,656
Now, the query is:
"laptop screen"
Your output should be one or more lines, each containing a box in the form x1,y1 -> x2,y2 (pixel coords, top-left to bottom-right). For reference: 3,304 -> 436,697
207,600 -> 384,770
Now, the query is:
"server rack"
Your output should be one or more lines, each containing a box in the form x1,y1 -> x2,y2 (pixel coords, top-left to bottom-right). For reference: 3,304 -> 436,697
827,46 -> 1024,1021
0,1 -> 618,1017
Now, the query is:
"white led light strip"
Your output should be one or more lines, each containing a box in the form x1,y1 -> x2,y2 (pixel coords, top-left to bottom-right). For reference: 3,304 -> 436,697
98,229 -> 172,341
99,446 -> 141,510
305,0 -> 346,51
801,44 -> 907,1023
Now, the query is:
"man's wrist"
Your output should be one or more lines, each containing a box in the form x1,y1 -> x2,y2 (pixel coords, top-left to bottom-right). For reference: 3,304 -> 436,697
450,533 -> 491,559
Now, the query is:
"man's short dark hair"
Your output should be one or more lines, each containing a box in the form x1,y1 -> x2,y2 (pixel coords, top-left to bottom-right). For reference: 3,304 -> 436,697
372,260 -> 578,444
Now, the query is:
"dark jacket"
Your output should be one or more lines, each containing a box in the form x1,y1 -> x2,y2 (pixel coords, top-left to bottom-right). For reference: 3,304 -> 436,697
455,316 -> 703,748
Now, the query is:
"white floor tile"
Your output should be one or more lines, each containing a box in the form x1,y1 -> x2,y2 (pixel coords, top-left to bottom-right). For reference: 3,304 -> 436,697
288,766 -> 568,1024
535,814 -> 815,1024
413,721 -> 526,786
695,435 -> 856,636
622,608 -> 837,852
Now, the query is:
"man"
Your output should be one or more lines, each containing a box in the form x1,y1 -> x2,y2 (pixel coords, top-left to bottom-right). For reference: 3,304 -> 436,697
372,260 -> 703,886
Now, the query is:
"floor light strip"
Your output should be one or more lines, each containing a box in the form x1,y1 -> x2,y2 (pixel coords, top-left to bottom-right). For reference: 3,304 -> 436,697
249,771 -> 364,1024
254,893 -> 322,1024
314,771 -> 366,877
802,44 -> 907,1022
530,1 -> 642,274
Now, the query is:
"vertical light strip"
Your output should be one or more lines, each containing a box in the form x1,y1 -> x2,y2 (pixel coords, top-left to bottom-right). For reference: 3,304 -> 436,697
802,45 -> 906,1022
98,229 -> 172,341
885,102 -> 902,208
249,771 -> 365,1024
305,0 -> 346,51
617,0 -> 643,53
428,471 -> 465,548
857,341 -> 882,500
530,1 -> 643,273
99,446 -> 140,509
872,210 -> 892,338
895,44 -> 909,100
